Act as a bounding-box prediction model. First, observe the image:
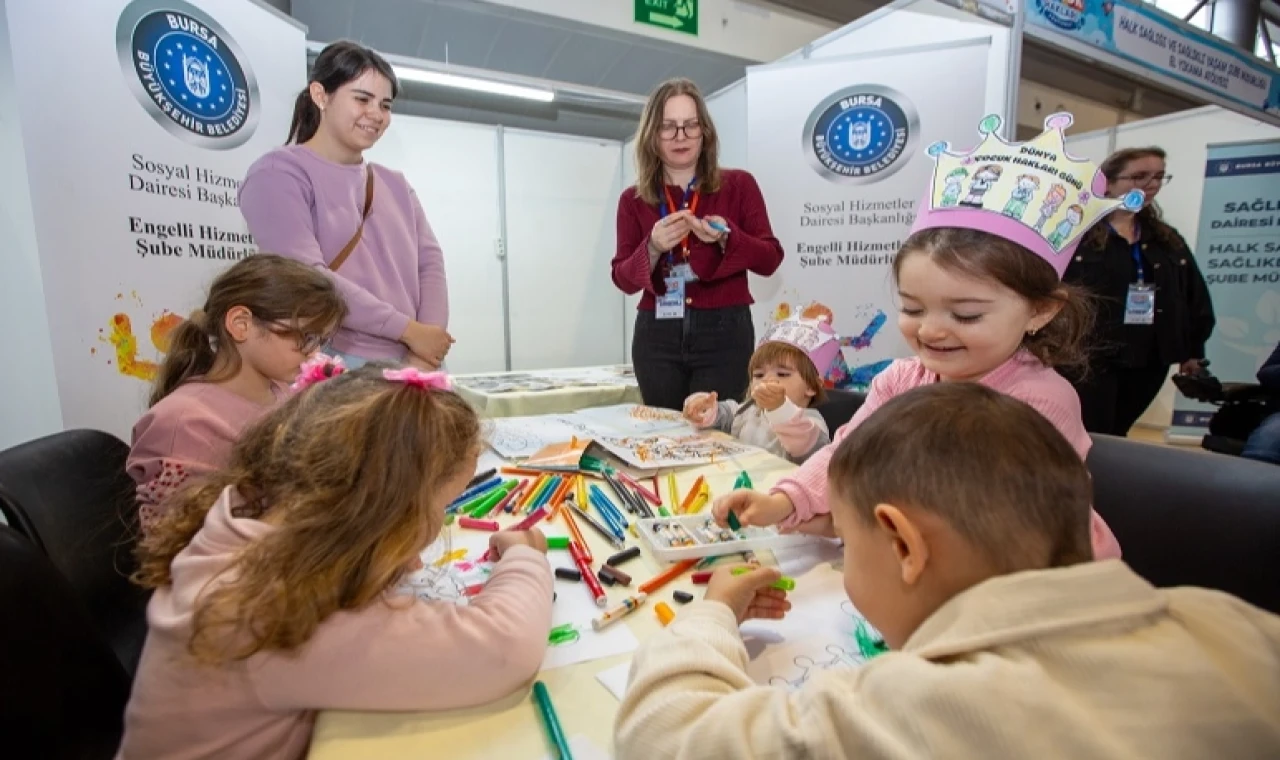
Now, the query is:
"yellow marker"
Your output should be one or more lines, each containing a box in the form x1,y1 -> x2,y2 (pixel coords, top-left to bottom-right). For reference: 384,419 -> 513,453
667,473 -> 679,511
687,482 -> 711,514
654,601 -> 676,627
433,548 -> 467,568
575,474 -> 588,511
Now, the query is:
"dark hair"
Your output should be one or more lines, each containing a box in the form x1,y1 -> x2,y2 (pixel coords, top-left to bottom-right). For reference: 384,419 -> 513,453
829,382 -> 1093,572
749,341 -> 827,405
1084,146 -> 1182,250
894,228 -> 1094,373
288,40 -> 399,145
150,255 -> 346,407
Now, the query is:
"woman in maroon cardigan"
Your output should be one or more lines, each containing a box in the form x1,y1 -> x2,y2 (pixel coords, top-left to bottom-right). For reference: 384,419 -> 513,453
612,78 -> 784,411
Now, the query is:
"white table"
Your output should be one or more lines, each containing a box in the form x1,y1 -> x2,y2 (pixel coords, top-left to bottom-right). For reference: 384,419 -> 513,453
453,366 -> 642,418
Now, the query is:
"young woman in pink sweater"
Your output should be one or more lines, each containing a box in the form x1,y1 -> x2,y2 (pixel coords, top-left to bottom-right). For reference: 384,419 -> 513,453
127,255 -> 345,531
714,114 -> 1142,561
120,362 -> 553,759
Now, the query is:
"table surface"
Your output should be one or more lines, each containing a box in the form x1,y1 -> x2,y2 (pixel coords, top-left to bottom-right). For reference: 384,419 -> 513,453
453,365 -> 642,419
308,445 -> 799,759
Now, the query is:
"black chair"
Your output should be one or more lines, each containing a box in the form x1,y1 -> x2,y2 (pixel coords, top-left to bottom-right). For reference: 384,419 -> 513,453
1087,434 -> 1280,615
0,429 -> 150,676
0,524 -> 131,759
816,389 -> 867,434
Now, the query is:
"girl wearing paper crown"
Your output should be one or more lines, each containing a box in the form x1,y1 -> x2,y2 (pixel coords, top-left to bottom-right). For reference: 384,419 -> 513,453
714,113 -> 1142,562
683,316 -> 834,463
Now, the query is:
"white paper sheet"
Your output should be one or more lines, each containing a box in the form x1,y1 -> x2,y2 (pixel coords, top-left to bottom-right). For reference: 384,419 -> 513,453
574,403 -> 692,436
539,734 -> 613,760
595,661 -> 631,702
542,548 -> 640,671
486,415 -> 595,458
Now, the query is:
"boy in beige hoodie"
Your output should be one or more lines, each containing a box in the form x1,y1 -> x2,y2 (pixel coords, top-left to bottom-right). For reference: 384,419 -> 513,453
616,383 -> 1280,759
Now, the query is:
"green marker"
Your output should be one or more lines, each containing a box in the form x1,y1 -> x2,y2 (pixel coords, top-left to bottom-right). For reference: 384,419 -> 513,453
732,470 -> 753,490
731,566 -> 795,591
469,481 -> 516,518
547,536 -> 570,550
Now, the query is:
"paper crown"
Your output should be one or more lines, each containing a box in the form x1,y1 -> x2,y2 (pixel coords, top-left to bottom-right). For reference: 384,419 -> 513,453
759,316 -> 842,378
909,113 -> 1145,276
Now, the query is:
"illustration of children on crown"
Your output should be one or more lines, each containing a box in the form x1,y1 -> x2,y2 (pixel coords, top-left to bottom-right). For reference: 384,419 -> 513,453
1002,174 -> 1041,220
940,168 -> 968,207
1034,183 -> 1068,231
1047,204 -> 1084,249
960,164 -> 1001,208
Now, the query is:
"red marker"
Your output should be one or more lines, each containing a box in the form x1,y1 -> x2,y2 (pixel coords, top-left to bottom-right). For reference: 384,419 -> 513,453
569,540 -> 608,608
496,480 -> 528,514
512,505 -> 550,531
691,570 -> 714,585
458,517 -> 499,532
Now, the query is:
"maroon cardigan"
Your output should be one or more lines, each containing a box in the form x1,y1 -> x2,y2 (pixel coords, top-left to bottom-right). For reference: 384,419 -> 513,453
612,168 -> 784,311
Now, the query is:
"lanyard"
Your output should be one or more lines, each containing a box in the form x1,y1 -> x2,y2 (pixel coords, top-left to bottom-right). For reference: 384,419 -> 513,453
659,178 -> 699,261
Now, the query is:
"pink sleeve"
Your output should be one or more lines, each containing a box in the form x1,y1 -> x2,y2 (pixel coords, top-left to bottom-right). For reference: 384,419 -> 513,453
127,407 -> 231,531
763,401 -> 826,458
770,364 -> 903,528
250,545 -> 554,711
411,189 -> 449,328
239,157 -> 411,342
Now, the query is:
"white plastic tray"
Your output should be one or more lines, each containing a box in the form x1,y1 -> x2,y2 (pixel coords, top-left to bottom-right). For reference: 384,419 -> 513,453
635,514 -> 817,562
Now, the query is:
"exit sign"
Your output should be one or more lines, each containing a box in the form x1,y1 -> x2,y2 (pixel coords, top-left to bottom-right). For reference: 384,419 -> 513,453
635,0 -> 698,36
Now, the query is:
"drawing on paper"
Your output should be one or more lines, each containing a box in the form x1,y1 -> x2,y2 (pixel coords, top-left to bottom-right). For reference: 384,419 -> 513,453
628,405 -> 685,424
596,433 -> 755,469
767,644 -> 863,689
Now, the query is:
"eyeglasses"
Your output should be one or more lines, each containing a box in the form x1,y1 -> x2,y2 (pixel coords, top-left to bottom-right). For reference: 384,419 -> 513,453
261,319 -> 330,354
1116,172 -> 1173,187
658,120 -> 702,140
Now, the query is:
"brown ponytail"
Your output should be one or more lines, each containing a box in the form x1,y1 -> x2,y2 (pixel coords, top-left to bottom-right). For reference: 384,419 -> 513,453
148,255 -> 346,407
286,41 -> 399,145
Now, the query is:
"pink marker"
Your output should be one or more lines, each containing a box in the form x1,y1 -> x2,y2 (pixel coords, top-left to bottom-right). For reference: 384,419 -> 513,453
458,517 -> 499,532
512,505 -> 550,531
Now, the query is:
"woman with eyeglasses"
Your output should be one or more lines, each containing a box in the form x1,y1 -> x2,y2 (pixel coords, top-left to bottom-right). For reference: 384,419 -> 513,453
613,78 -> 784,410
1062,146 -> 1216,436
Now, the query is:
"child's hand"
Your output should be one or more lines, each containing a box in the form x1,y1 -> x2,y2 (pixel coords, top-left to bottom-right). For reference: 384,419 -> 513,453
682,391 -> 718,423
489,528 -> 548,559
712,490 -> 794,528
751,381 -> 786,412
705,565 -> 791,624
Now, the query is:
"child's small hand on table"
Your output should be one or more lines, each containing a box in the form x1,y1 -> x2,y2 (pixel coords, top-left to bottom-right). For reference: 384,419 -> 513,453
751,381 -> 786,412
705,565 -> 791,624
489,528 -> 548,559
682,391 -> 718,423
712,490 -> 794,528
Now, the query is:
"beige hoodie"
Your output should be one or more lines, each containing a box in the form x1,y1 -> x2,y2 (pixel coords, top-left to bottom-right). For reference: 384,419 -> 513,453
118,487 -> 553,760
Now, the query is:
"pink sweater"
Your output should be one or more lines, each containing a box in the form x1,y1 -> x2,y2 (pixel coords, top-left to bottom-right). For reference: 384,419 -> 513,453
118,487 -> 553,760
239,145 -> 448,361
127,382 -> 282,531
773,352 -> 1122,560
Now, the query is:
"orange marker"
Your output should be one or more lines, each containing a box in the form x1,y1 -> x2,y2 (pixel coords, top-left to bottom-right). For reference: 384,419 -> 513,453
521,474 -> 549,510
679,476 -> 705,514
557,501 -> 592,563
638,558 -> 698,595
654,601 -> 676,627
549,475 -> 575,507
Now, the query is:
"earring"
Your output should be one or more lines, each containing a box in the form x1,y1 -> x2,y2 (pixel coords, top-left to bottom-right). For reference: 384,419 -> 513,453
1027,328 -> 1038,337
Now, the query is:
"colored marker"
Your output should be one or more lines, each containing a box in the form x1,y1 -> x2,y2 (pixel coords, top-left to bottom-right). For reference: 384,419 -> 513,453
679,475 -> 705,514
654,601 -> 676,626
521,474 -> 550,511
556,502 -> 592,561
618,470 -> 661,506
638,558 -> 698,595
569,540 -> 608,608
497,480 -> 529,515
667,473 -> 680,514
731,566 -> 796,591
513,505 -> 550,531
458,517 -> 499,532
466,468 -> 497,489
687,482 -> 711,514
531,681 -> 573,760
447,476 -> 502,513
573,503 -> 626,548
591,593 -> 647,631
531,475 -> 560,511
471,480 -> 519,518
549,476 -> 575,507
691,570 -> 713,585
606,546 -> 641,567
732,470 -> 754,491
706,219 -> 730,233
547,536 -> 571,550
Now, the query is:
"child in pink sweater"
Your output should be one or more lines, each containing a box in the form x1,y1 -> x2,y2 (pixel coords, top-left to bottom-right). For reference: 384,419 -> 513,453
683,317 -> 836,464
120,362 -> 553,760
127,255 -> 345,531
713,114 -> 1143,560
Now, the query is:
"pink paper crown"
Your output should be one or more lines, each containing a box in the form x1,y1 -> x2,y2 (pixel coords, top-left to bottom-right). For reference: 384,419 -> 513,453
909,113 -> 1145,277
759,315 -> 842,378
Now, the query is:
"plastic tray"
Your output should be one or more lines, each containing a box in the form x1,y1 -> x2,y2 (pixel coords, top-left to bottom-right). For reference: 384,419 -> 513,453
635,514 -> 817,562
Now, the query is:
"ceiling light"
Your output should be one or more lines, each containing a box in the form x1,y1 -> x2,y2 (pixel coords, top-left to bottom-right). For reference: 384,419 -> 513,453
393,66 -> 555,103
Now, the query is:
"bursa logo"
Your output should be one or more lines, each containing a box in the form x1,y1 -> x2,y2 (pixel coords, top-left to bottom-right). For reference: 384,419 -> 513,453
116,0 -> 260,149
1036,0 -> 1087,30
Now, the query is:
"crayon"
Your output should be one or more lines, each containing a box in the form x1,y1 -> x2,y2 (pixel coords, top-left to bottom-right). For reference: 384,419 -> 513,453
654,601 -> 676,626
731,566 -> 796,591
458,517 -> 499,532
591,593 -> 647,631
638,558 -> 698,595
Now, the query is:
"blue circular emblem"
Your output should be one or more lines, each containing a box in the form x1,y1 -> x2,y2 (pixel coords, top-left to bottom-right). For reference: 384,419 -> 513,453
1034,0 -> 1086,31
802,85 -> 919,185
116,0 -> 259,149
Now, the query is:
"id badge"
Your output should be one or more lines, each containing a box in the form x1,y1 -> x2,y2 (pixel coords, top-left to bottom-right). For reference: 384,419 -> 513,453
656,277 -> 685,320
1123,284 -> 1155,325
670,263 -> 698,283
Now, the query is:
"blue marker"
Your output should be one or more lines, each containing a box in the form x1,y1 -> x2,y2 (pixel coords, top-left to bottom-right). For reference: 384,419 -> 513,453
446,476 -> 502,512
706,220 -> 729,233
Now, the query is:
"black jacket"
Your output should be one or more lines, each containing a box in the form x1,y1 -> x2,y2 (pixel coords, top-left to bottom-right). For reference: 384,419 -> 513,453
1064,224 -> 1216,370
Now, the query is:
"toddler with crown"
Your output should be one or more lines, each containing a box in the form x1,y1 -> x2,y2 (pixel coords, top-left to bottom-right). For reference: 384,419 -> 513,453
682,316 -> 835,464
612,117 -> 1280,760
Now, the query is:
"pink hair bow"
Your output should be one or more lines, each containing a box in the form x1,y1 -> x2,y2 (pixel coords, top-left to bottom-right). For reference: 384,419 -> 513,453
291,353 -> 346,392
383,367 -> 452,391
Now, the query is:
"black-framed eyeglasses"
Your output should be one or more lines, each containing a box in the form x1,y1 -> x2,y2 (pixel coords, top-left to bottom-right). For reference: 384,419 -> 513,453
1117,172 -> 1173,187
659,120 -> 702,140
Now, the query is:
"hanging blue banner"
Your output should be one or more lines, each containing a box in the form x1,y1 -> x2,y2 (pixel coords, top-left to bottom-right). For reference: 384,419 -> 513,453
1171,140 -> 1280,436
1026,0 -> 1280,120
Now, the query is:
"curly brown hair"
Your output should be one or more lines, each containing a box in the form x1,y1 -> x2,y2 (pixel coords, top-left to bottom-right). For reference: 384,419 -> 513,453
894,228 -> 1094,373
133,364 -> 481,665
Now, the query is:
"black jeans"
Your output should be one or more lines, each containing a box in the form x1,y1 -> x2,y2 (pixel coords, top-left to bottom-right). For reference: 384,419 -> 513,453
632,306 -> 755,411
1071,364 -> 1170,436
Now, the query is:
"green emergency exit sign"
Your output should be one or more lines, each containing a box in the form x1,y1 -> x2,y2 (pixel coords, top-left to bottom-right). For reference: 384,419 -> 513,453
635,0 -> 698,36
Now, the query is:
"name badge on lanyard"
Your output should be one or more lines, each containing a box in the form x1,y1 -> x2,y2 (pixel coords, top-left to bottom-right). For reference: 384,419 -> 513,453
661,179 -> 700,286
1124,239 -> 1155,325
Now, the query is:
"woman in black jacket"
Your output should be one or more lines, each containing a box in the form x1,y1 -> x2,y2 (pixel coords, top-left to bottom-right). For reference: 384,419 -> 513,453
1063,146 -> 1216,436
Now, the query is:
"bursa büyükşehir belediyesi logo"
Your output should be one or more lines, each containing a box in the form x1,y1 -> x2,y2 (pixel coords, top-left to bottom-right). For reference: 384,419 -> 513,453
803,85 -> 918,185
116,0 -> 260,149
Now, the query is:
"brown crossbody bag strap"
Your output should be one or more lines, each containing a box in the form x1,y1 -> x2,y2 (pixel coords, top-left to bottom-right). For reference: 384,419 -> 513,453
328,165 -> 375,271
